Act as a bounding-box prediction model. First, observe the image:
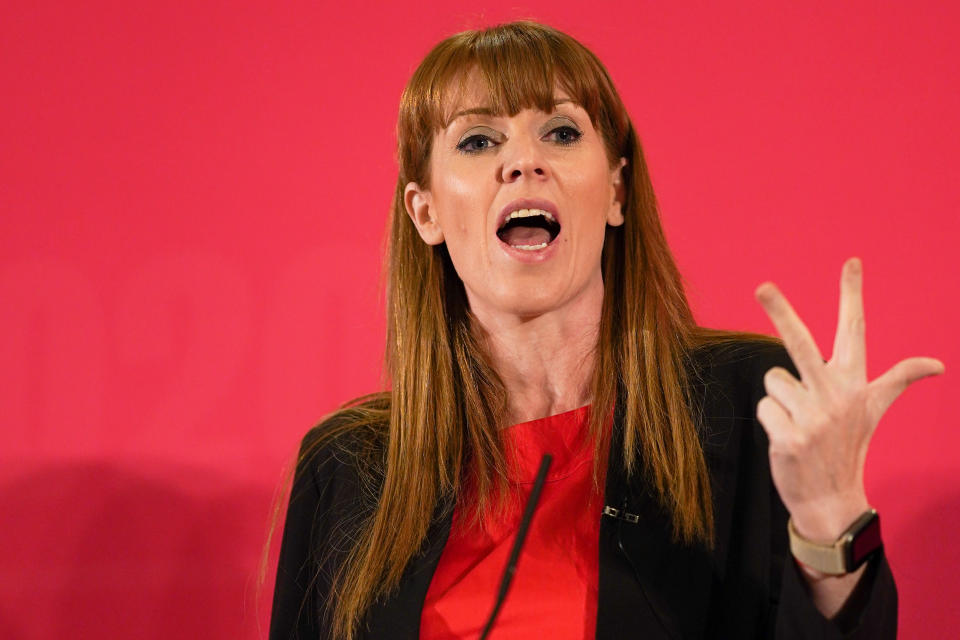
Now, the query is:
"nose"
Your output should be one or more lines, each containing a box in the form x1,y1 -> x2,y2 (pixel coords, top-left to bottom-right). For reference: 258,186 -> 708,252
500,134 -> 549,183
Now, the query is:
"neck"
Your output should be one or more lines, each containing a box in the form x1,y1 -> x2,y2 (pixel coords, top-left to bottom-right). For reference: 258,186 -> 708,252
469,272 -> 604,426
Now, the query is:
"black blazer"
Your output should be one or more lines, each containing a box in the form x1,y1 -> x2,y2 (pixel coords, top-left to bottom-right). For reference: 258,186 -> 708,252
270,341 -> 897,639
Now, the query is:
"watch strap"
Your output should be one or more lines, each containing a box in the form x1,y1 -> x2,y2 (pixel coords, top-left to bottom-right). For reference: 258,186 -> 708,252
787,508 -> 879,576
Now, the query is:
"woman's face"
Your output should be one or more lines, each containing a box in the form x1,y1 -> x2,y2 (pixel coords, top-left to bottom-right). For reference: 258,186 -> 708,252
404,73 -> 626,322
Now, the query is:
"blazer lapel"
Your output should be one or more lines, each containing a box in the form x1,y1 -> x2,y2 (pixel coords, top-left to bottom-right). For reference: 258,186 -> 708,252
597,384 -> 717,640
612,471 -> 715,639
363,497 -> 453,639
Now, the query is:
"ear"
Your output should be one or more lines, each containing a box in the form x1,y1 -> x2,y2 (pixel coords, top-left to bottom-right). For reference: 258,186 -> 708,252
606,157 -> 627,227
404,181 -> 445,245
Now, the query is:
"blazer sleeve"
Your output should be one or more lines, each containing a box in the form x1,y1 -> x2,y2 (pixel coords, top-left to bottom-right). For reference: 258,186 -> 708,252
773,546 -> 898,638
269,428 -> 332,640
750,343 -> 898,639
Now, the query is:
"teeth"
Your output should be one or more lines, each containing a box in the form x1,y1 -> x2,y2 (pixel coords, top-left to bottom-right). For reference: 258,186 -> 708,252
511,242 -> 549,250
506,208 -> 556,223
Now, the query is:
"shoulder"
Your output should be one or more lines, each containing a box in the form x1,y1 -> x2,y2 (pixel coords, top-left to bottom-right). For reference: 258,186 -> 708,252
683,337 -> 800,464
271,397 -> 390,635
290,395 -> 390,512
688,336 -> 799,407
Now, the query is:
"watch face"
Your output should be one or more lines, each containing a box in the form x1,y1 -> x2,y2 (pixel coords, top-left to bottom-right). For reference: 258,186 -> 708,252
848,512 -> 883,569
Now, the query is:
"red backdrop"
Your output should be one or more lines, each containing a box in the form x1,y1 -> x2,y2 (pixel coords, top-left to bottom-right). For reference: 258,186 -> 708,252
1,1 -> 957,638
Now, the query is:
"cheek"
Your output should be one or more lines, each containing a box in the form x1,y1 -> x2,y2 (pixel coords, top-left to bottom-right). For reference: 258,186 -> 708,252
563,161 -> 616,259
570,164 -> 614,224
437,173 -> 489,242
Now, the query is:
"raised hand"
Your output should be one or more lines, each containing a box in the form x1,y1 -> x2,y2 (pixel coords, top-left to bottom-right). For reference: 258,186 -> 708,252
754,257 -> 944,543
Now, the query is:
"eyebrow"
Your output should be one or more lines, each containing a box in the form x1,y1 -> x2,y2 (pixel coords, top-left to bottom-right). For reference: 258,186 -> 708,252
444,98 -> 575,128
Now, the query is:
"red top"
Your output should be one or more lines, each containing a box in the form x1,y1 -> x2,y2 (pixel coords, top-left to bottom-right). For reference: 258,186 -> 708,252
420,405 -> 607,639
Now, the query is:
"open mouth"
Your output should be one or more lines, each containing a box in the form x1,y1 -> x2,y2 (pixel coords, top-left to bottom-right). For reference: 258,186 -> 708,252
496,209 -> 562,250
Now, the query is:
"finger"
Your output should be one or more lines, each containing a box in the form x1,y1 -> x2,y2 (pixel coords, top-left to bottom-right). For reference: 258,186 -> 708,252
755,282 -> 826,388
868,357 -> 946,419
763,366 -> 808,418
756,394 -> 795,447
832,258 -> 867,379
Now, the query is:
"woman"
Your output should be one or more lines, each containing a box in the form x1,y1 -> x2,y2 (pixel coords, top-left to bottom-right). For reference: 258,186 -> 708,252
269,20 -> 942,639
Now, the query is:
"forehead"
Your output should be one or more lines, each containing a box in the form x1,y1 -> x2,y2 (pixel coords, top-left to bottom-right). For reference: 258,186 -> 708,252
439,67 -> 577,129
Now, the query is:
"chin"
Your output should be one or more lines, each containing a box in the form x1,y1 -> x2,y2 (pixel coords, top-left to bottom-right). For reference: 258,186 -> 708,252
491,289 -> 570,320
464,274 -> 594,323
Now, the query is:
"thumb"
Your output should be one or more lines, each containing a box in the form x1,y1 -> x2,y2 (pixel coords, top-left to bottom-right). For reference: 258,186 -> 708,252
869,357 -> 945,419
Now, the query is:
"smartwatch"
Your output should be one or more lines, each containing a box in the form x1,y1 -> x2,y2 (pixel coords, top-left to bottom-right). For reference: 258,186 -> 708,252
787,508 -> 883,576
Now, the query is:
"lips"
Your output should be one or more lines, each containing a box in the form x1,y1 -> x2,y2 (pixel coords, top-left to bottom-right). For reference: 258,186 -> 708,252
496,198 -> 561,231
495,198 -> 562,249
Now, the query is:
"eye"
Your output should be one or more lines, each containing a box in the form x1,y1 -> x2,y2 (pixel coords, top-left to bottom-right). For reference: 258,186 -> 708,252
456,134 -> 496,154
546,125 -> 582,145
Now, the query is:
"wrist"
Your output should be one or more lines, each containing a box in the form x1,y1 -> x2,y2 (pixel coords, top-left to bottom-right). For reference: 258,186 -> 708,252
789,495 -> 872,543
793,555 -> 832,581
788,508 -> 883,576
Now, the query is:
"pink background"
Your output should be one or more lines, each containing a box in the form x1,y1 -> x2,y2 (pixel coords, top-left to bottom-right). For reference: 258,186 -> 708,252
1,1 -> 957,638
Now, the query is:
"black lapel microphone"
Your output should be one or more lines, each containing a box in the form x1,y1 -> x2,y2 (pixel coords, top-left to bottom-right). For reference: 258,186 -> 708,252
478,453 -> 553,640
